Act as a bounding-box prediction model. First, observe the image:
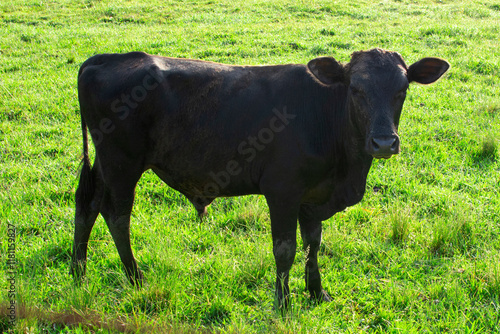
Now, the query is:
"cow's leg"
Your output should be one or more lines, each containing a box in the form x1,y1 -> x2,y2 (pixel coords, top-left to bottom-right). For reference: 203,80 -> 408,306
100,180 -> 144,286
299,205 -> 332,302
71,157 -> 104,280
91,157 -> 145,286
265,196 -> 300,310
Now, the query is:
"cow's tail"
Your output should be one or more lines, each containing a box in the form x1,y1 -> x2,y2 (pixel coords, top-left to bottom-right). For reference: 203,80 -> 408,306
76,115 -> 95,215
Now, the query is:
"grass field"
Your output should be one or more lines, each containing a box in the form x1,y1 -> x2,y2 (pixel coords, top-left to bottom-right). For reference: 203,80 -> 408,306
1,0 -> 499,332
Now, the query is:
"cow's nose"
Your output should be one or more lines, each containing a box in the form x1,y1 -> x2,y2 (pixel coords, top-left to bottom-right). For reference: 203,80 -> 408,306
369,136 -> 400,159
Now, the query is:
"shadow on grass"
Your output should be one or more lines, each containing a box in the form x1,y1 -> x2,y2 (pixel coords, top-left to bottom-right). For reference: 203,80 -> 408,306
470,135 -> 498,167
0,302 -> 213,333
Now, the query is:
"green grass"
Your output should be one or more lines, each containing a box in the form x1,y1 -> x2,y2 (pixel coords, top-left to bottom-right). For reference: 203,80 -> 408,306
1,0 -> 500,332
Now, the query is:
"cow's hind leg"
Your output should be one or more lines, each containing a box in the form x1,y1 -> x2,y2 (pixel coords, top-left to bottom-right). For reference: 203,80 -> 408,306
99,165 -> 144,286
71,156 -> 104,281
299,205 -> 332,302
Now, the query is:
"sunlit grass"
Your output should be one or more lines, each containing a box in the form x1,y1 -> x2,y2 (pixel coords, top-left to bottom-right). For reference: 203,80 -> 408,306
1,0 -> 499,332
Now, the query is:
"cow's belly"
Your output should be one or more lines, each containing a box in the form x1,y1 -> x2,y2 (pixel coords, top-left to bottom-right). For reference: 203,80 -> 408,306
149,161 -> 261,200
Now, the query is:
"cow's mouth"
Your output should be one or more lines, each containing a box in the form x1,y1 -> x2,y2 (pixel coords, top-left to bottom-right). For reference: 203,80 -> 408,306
371,153 -> 396,159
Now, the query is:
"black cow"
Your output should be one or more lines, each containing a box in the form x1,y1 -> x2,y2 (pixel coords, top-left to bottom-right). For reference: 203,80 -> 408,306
71,48 -> 449,308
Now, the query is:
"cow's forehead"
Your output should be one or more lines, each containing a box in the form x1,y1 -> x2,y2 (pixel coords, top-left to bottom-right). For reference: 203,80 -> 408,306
350,48 -> 406,67
348,49 -> 409,87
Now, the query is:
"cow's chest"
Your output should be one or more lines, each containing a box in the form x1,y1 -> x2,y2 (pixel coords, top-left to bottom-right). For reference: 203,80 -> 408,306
301,159 -> 372,219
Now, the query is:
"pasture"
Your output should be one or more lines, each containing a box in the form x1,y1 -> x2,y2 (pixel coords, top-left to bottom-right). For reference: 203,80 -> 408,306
1,0 -> 499,332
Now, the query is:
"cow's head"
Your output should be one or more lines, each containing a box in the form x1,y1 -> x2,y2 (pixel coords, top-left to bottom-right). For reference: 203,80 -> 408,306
307,48 -> 450,159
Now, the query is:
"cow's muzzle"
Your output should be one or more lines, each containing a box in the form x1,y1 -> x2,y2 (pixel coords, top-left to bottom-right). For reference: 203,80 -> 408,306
367,135 -> 400,159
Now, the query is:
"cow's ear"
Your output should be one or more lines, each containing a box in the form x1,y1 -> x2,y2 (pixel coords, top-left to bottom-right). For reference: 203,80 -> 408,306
307,57 -> 345,85
408,57 -> 450,84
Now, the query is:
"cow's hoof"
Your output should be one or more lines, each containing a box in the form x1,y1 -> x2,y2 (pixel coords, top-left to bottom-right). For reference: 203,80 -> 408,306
311,289 -> 333,303
273,295 -> 291,313
128,269 -> 145,288
70,262 -> 86,282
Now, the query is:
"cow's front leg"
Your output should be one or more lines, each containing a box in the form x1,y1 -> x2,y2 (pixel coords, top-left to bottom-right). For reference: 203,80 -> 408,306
273,232 -> 297,309
299,205 -> 332,302
266,196 -> 300,310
